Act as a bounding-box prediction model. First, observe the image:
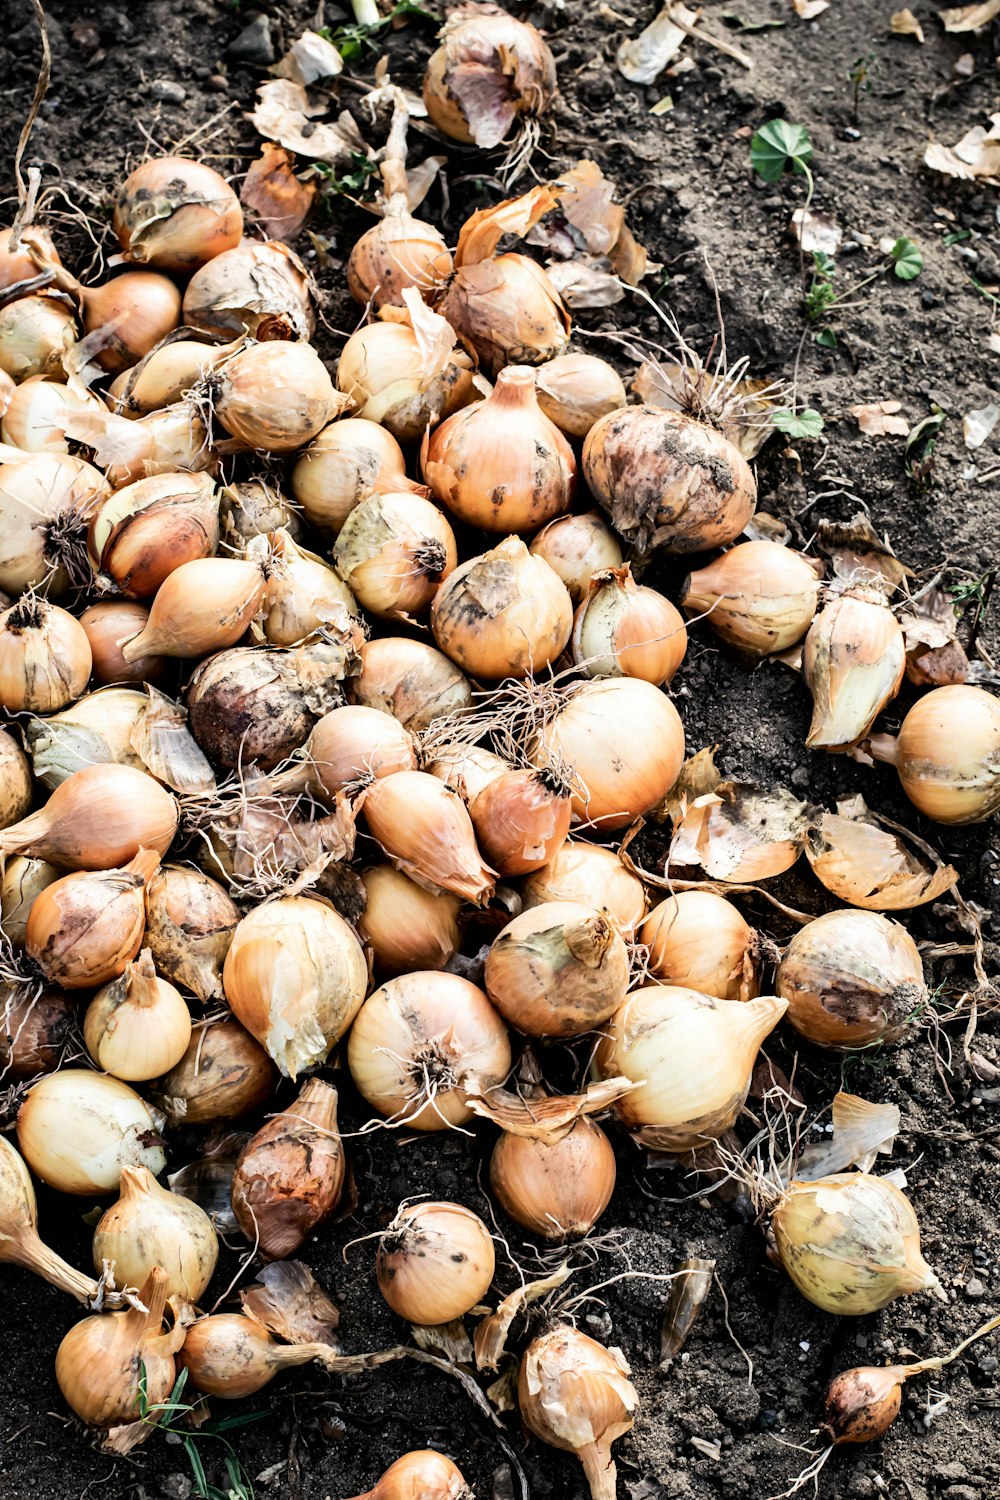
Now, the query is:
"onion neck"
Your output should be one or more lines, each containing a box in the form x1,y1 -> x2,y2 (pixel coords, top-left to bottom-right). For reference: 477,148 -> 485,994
124,950 -> 160,1006
271,1341 -> 331,1373
579,1441 -> 618,1500
866,731 -> 899,767
490,365 -> 541,412
10,1227 -> 102,1305
125,848 -> 162,885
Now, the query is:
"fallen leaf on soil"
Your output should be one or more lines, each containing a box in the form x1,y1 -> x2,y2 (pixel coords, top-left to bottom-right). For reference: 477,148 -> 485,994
241,1261 -> 340,1347
963,401 -> 1000,447
851,399 -> 910,436
271,29 -> 343,84
249,79 -> 367,166
241,143 -> 317,241
899,586 -> 970,686
924,116 -> 1000,181
795,1092 -> 901,1180
545,260 -> 624,306
816,513 -> 912,587
744,512 -> 793,544
791,207 -> 842,255
891,7 -> 925,38
617,4 -> 695,83
791,0 -> 830,15
939,0 -> 1000,29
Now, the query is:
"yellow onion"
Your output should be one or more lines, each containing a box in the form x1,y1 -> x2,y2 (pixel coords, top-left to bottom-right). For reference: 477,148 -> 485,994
300,705 -> 417,797
518,1326 -> 637,1500
639,891 -> 760,1002
470,767 -> 572,877
212,341 -> 347,453
0,1135 -> 111,1303
84,948 -> 192,1080
0,223 -> 61,292
158,1018 -> 278,1125
490,1116 -> 616,1240
0,368 -> 13,415
0,376 -> 104,454
262,529 -> 359,647
344,1452 -> 471,1500
777,908 -> 926,1049
423,10 -> 556,148
24,685 -> 146,789
868,684 -> 1000,824
594,986 -> 787,1151
178,1313 -> 337,1398
820,1364 -> 908,1446
426,743 -> 509,805
804,584 -> 905,751
0,856 -> 59,948
144,864 -> 238,1002
348,636 -> 471,731
572,565 -> 687,685
72,400 -> 217,490
80,271 -> 182,375
56,1268 -> 180,1429
25,847 -> 160,989
0,761 -> 177,869
535,354 -> 627,439
120,554 -> 265,662
0,726 -> 31,829
0,450 -> 108,598
231,1078 -> 344,1259
348,204 -> 453,311
223,895 -> 368,1078
347,971 -> 511,1131
0,294 -> 77,382
359,866 -> 462,977
182,238 -> 313,341
79,600 -> 166,686
583,407 -> 757,555
529,677 -> 685,830
680,540 -> 822,659
529,511 -> 623,608
522,843 -> 647,936
17,1069 -> 166,1195
431,536 -> 572,681
221,477 -> 304,545
107,336 -> 237,417
113,156 -> 243,273
93,1165 -> 218,1302
0,595 -> 92,713
425,365 -> 576,533
376,1201 -> 495,1324
485,900 -> 630,1037
363,770 -> 496,903
88,471 -> 219,599
0,985 -> 74,1078
439,253 -> 570,378
772,1173 -> 940,1315
290,418 -> 420,535
336,317 -> 473,444
335,492 -> 457,620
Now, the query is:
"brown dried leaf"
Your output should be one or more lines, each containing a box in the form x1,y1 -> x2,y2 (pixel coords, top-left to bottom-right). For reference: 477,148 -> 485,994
939,0 -> 1000,29
924,116 -> 1000,181
899,587 -> 970,687
410,1318 -> 474,1364
660,1258 -> 714,1364
851,400 -> 910,437
241,144 -> 317,242
545,260 -> 624,307
795,1092 -> 901,1180
249,80 -> 366,167
241,1261 -> 340,1347
791,208 -> 842,255
815,513 -> 912,587
463,1075 -> 637,1143
891,8 -> 925,39
474,1264 -> 572,1372
455,184 -> 561,267
791,0 -> 830,14
805,793 -> 959,909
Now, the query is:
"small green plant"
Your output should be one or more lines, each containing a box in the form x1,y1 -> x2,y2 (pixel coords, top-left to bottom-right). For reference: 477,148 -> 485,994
321,0 -> 436,62
904,405 -> 946,491
772,408 -> 825,439
139,1365 -> 267,1500
751,119 -> 815,208
312,153 -> 381,207
848,52 -> 881,120
803,239 -> 922,345
804,251 -> 837,325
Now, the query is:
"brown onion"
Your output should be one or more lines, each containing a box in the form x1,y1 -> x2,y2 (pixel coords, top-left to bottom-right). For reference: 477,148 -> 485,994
376,1200 -> 495,1325
81,272 -> 182,375
290,418 -> 420,535
359,866 -> 462,977
529,511 -> 623,607
470,767 -> 572,877
113,157 -> 244,273
79,601 -> 167,686
640,892 -> 759,1003
439,253 -> 570,378
868,684 -> 1000,825
680,541 -> 822,660
348,636 -> 472,731
182,238 -> 313,341
572,565 -> 687,685
212,342 -> 347,453
231,1079 -> 344,1260
158,1018 -> 278,1125
0,223 -> 61,292
88,470 -> 220,599
363,770 -> 496,903
485,900 -> 630,1037
423,10 -> 557,148
302,706 -> 418,796
0,294 -> 77,383
0,987 -> 75,1080
0,595 -> 91,714
120,554 -> 265,662
25,848 -> 160,990
335,492 -> 457,620
490,1116 -> 616,1241
144,864 -> 239,1002
0,762 -> 178,870
431,536 -> 573,681
336,317 -> 474,445
535,354 -> 627,438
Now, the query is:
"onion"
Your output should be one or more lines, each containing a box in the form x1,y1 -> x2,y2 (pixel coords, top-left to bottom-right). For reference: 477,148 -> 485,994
84,948 -> 192,1080
0,294 -> 77,382
777,908 -> 926,1049
803,584 -> 905,751
223,895 -> 368,1078
80,400 -> 217,490
528,677 -> 685,830
290,418 -> 420,535
639,892 -> 760,1003
347,971 -> 511,1131
491,1116 -> 616,1241
594,986 -> 787,1151
120,554 -> 265,662
521,843 -> 647,936
535,354 -> 627,438
231,1078 -> 344,1260
0,856 -> 59,948
680,540 -> 822,659
300,706 -> 418,796
0,986 -> 74,1079
0,726 -> 31,830
17,1069 -> 166,1195
362,770 -> 496,903
0,450 -> 108,599
359,866 -> 462,977
182,238 -> 313,341
56,1268 -> 179,1426
262,529 -> 360,647
113,156 -> 244,273
144,864 -> 239,1002
88,470 -> 220,598
25,847 -> 160,990
212,341 -> 347,453
23,685 -> 146,789
93,1165 -> 217,1302
348,636 -> 472,731
470,766 -> 572,877
108,336 -> 237,417
439,253 -> 570,377
423,10 -> 557,148
348,208 -> 453,312
79,601 -> 166,686
178,1313 -> 337,1398
485,900 -> 629,1037
221,477 -> 304,545
345,1452 -> 471,1500
529,511 -> 623,607
868,684 -> 1000,824
376,1201 -> 495,1325
572,565 -> 687,685
0,763 -> 178,870
335,492 -> 457,620
518,1326 -> 637,1500
335,317 -> 474,444
583,406 -> 757,554
0,596 -> 92,713
0,223 -> 61,291
158,1018 -> 277,1125
431,536 -> 573,681
0,376 -> 104,454
80,271 -> 182,375
426,743 -> 509,805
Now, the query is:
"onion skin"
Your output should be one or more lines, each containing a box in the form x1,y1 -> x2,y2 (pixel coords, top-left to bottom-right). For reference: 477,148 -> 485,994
213,341 -> 347,453
144,864 -> 239,1002
55,1268 -> 176,1426
530,511 -> 623,607
777,908 -> 927,1049
79,601 -> 166,685
231,1079 -> 345,1260
113,157 -> 244,273
870,684 -> 1000,825
335,319 -> 474,445
359,866 -> 462,977
158,1018 -> 278,1126
639,891 -> 759,1003
348,211 -> 453,311
376,1201 -> 495,1325
470,769 -> 572,877
485,900 -> 630,1038
490,1117 -> 616,1240
583,406 -> 757,555
348,636 -> 472,732
439,253 -> 570,378
0,295 -> 77,383
82,272 -> 182,375
536,354 -> 627,439
804,586 -> 905,752
431,536 -> 573,682
522,843 -> 648,936
518,1326 -> 637,1500
182,238 -> 313,341
680,541 -> 822,659
423,10 -> 557,148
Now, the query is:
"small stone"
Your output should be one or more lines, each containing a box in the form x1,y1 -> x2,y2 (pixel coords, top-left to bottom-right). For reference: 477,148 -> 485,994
151,79 -> 187,104
943,1488 -> 980,1500
161,1476 -> 193,1500
585,1308 -> 614,1340
226,14 -> 276,66
207,73 -> 229,92
922,291 -> 938,309
965,1277 -> 987,1299
70,20 -> 100,52
842,127 -> 862,141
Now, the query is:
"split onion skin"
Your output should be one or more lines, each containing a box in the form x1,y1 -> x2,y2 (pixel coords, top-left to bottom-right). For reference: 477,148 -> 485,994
113,156 -> 244,274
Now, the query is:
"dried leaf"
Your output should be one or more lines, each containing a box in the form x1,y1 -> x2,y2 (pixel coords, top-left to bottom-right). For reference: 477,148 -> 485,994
795,1092 -> 900,1179
241,144 -> 317,242
455,183 -> 562,267
791,0 -> 830,14
617,4 -> 695,83
805,794 -> 959,909
939,0 -> 1000,29
852,400 -> 910,437
924,116 -> 1000,182
963,401 -> 1000,448
670,782 -> 812,882
744,512 -> 793,545
815,513 -> 911,587
474,1264 -> 572,1372
463,1075 -> 637,1143
241,1261 -> 340,1347
899,587 -> 970,687
249,80 -> 367,167
891,7 -> 925,38
545,260 -> 624,307
271,29 -> 343,85
404,155 -> 447,213
791,207 -> 842,255
131,686 -> 216,795
410,1318 -> 474,1364
653,744 -> 721,826
659,1258 -> 714,1364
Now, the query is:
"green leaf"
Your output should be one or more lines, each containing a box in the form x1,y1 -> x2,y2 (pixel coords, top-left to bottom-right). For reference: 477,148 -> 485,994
137,1363 -> 149,1420
815,327 -> 838,348
772,408 -> 825,439
750,119 -> 813,182
944,229 -> 971,247
184,1437 -> 211,1498
889,237 -> 922,281
211,1410 -> 270,1434
904,405 -> 946,461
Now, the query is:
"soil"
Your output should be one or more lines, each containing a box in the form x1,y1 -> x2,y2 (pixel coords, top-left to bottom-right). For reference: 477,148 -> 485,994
1,2 -> 1000,1499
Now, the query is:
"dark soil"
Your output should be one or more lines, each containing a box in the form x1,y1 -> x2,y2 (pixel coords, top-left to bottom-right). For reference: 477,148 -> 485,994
1,2 -> 999,1499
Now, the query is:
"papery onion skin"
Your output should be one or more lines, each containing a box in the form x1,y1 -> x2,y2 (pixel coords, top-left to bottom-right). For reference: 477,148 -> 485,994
521,843 -> 648,936
583,406 -> 757,555
144,864 -> 239,1002
470,768 -> 572,877
80,601 -> 167,686
290,418 -> 418,535
572,565 -> 687,686
490,1116 -> 616,1240
376,1201 -> 495,1325
0,597 -> 92,714
92,1164 -> 218,1302
17,1069 -> 166,1195
27,684 -> 147,790
804,586 -> 905,752
431,536 -> 573,681
348,636 -> 472,732
438,253 -> 570,378
0,986 -> 75,1079
334,491 -> 458,620
820,1365 -> 907,1446
0,376 -> 102,455
0,763 -> 177,870
529,677 -> 685,830
0,726 -> 32,829
485,900 -> 630,1038
680,541 -> 822,659
530,511 -> 623,607
0,856 -> 60,948
347,970 -> 511,1131
336,319 -> 474,445
25,848 -> 160,990
0,223 -> 61,291
113,157 -> 244,273
363,770 -> 496,904
82,271 -> 183,375
777,908 -> 926,1049
182,238 -> 313,341
0,295 -> 77,383
359,866 -> 462,977
424,364 -> 576,534
55,1267 -> 176,1427
773,1173 -> 940,1315
262,529 -> 359,648
158,1018 -> 278,1126
426,744 -> 509,806
639,891 -> 759,1003
872,684 -> 1000,825
213,341 -> 347,453
535,354 -> 627,439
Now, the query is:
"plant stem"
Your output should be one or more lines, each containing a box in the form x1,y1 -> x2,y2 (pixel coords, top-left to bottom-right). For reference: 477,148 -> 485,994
351,0 -> 381,23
